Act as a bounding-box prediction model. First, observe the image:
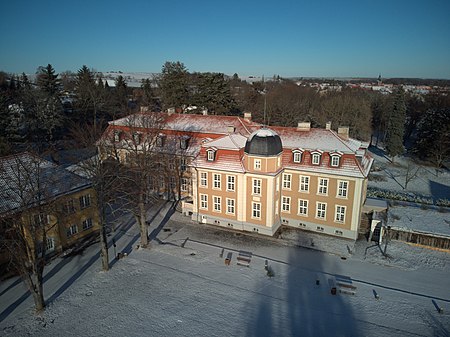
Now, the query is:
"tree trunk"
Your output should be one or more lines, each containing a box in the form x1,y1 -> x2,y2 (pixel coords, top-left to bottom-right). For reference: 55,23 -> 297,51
23,265 -> 46,312
139,194 -> 149,248
100,213 -> 109,271
32,281 -> 45,312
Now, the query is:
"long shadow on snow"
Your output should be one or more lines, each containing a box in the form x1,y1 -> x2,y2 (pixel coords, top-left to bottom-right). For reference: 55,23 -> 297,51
244,238 -> 361,337
149,201 -> 177,242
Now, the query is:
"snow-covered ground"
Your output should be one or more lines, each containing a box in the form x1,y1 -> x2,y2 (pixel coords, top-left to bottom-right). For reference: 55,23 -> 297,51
367,146 -> 450,237
368,147 -> 450,201
1,202 -> 449,337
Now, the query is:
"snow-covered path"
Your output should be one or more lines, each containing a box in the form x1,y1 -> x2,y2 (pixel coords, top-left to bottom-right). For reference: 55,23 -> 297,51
1,201 -> 449,336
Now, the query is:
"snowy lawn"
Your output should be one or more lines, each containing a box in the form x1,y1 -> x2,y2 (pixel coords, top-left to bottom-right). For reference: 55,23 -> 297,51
1,214 -> 449,337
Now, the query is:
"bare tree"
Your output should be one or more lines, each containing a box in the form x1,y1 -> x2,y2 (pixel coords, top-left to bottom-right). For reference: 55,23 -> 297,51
0,153 -> 59,312
69,122 -> 120,271
403,161 -> 420,190
112,112 -> 167,248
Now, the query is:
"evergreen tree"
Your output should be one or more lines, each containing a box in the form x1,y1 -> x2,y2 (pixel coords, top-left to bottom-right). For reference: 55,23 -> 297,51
385,87 -> 406,161
141,78 -> 158,111
36,64 -> 60,96
158,61 -> 190,110
415,108 -> 450,168
195,72 -> 235,115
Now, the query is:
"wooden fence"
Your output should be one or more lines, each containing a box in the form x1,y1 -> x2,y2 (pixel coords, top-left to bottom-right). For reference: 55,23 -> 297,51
387,228 -> 450,250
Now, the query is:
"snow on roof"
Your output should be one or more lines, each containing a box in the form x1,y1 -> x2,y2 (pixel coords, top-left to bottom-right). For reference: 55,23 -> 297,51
111,113 -> 261,137
0,153 -> 92,214
203,134 -> 247,150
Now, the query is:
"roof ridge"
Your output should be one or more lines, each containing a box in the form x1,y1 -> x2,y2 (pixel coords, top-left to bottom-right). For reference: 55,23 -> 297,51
328,129 -> 356,152
237,117 -> 251,135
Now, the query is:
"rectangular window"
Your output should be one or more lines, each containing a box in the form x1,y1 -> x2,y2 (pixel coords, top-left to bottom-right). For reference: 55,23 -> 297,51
254,159 -> 261,170
213,196 -> 221,212
82,218 -> 93,230
293,152 -> 302,163
337,180 -> 348,198
33,213 -> 48,226
207,150 -> 215,161
252,202 -> 261,219
282,196 -> 291,213
318,178 -> 328,195
331,155 -> 340,167
66,224 -> 78,237
156,135 -> 164,147
63,200 -> 75,214
169,160 -> 175,170
170,176 -> 176,189
79,194 -> 91,209
316,202 -> 327,219
299,175 -> 309,192
180,158 -> 187,171
200,194 -> 208,209
298,199 -> 308,216
133,132 -> 140,144
213,173 -> 221,189
114,131 -> 120,142
200,172 -> 207,187
181,178 -> 188,192
312,153 -> 321,165
335,205 -> 346,223
227,175 -> 235,192
252,178 -> 261,195
226,198 -> 235,215
282,173 -> 292,190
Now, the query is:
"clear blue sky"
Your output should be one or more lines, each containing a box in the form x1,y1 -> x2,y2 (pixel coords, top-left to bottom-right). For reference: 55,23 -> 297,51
1,0 -> 449,78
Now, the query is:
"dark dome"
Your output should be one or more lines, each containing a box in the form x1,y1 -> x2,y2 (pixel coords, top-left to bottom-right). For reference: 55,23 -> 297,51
244,128 -> 283,156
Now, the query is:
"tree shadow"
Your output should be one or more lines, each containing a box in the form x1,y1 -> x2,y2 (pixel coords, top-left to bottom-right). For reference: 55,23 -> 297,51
244,238 -> 361,336
429,180 -> 450,201
149,201 -> 177,242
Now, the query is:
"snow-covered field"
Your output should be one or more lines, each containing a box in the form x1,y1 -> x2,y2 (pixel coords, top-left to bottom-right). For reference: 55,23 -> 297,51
1,202 -> 449,337
367,146 -> 450,237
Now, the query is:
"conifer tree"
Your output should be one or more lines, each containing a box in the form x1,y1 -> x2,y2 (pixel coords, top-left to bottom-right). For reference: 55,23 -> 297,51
385,87 -> 406,162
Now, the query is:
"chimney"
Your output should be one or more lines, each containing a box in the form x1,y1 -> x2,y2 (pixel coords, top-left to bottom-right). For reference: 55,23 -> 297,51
140,106 -> 149,112
326,121 -> 332,130
243,112 -> 252,121
227,125 -> 236,134
167,107 -> 175,115
297,122 -> 311,132
338,126 -> 349,139
202,108 -> 208,115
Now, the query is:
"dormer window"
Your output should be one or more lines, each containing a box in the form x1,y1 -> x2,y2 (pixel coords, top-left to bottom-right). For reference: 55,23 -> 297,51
133,132 -> 141,144
330,152 -> 343,167
311,151 -> 322,165
293,149 -> 303,163
156,134 -> 165,147
114,131 -> 120,142
180,136 -> 190,150
206,148 -> 216,161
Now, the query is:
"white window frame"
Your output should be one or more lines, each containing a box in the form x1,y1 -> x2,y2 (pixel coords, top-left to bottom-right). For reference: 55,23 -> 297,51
79,194 -> 91,209
213,196 -> 221,213
293,151 -> 302,163
317,178 -> 328,195
67,224 -> 78,237
200,172 -> 207,187
299,175 -> 310,193
200,194 -> 208,209
181,178 -> 188,192
207,150 -> 215,161
133,132 -> 140,144
213,173 -> 221,190
180,158 -> 187,171
331,155 -> 340,167
254,159 -> 261,170
226,198 -> 235,215
298,199 -> 308,216
227,175 -> 235,192
282,173 -> 292,190
170,176 -> 176,190
312,153 -> 321,165
82,218 -> 93,230
252,202 -> 261,219
335,205 -> 346,223
282,196 -> 291,213
252,178 -> 262,195
316,202 -> 327,220
337,180 -> 349,198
